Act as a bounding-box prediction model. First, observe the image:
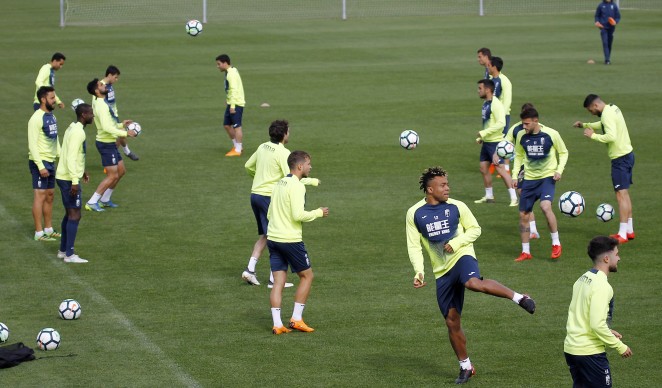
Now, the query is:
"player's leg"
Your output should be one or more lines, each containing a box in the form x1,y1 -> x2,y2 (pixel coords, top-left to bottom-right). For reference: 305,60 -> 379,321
100,161 -> 125,207
607,29 -> 615,62
600,28 -> 611,63
540,199 -> 561,259
494,163 -> 518,205
226,107 -> 243,156
475,160 -> 494,203
243,194 -> 269,285
32,189 -> 47,238
611,153 -> 634,241
288,242 -> 315,332
267,240 -> 291,334
516,182 -> 535,261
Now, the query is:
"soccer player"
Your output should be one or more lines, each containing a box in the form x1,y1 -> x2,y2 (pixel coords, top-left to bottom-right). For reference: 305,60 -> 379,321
488,57 -> 512,134
512,107 -> 568,262
501,102 -> 540,239
102,65 -> 139,161
268,151 -> 328,335
55,104 -> 94,263
28,86 -> 61,241
406,166 -> 536,384
33,53 -> 66,111
594,0 -> 621,65
242,120 -> 320,288
473,79 -> 518,206
476,47 -> 491,80
573,94 -> 634,244
216,54 -> 245,157
84,79 -> 139,212
564,236 -> 632,386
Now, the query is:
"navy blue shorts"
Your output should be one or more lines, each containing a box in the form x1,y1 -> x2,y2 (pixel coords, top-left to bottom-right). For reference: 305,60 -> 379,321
564,352 -> 612,387
56,179 -> 82,209
223,105 -> 244,128
611,152 -> 634,191
502,114 -> 511,135
519,177 -> 556,213
29,160 -> 55,189
436,255 -> 481,318
96,141 -> 122,167
250,193 -> 270,235
268,240 -> 311,273
480,141 -> 503,164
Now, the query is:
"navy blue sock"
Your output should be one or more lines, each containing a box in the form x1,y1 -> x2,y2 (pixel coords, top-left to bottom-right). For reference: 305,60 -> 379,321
60,216 -> 68,252
65,219 -> 79,257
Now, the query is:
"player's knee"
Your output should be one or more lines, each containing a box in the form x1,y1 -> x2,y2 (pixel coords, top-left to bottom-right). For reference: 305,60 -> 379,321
464,277 -> 483,292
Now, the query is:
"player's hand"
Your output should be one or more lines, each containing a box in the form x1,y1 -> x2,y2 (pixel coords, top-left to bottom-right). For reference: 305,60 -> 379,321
608,17 -> 617,26
512,180 -> 518,189
82,172 -> 90,183
230,108 -> 236,114
572,121 -> 583,128
553,172 -> 562,181
444,243 -> 454,253
583,128 -> 594,138
413,273 -> 426,288
127,129 -> 138,137
39,168 -> 49,178
492,153 -> 500,165
58,102 -> 65,109
320,207 -> 329,217
122,120 -> 133,127
70,184 -> 79,197
595,21 -> 604,29
623,349 -> 633,358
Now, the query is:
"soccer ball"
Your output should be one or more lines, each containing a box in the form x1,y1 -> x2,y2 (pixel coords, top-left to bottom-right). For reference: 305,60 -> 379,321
71,98 -> 85,111
58,299 -> 82,320
36,328 -> 61,351
0,322 -> 9,342
558,191 -> 585,217
596,203 -> 615,222
185,19 -> 203,36
496,140 -> 515,159
399,130 -> 419,150
127,122 -> 142,136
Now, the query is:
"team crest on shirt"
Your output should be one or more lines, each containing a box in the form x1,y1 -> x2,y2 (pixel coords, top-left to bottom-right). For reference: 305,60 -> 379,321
445,209 -> 450,218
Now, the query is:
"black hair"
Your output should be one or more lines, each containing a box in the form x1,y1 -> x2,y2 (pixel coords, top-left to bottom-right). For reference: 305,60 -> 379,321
86,78 -> 99,96
477,78 -> 495,92
215,54 -> 231,64
583,94 -> 600,108
587,236 -> 619,261
269,120 -> 289,143
36,86 -> 55,103
105,65 -> 120,76
419,166 -> 448,192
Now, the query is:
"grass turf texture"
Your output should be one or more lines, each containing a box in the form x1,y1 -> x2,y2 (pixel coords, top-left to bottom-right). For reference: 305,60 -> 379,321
1,1 -> 661,386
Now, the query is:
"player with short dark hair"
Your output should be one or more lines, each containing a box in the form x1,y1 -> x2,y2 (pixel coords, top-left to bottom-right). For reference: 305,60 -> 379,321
216,54 -> 245,157
28,86 -> 61,241
594,0 -> 621,65
55,104 -> 94,263
406,166 -> 536,384
513,108 -> 568,262
574,94 -> 635,244
564,236 -> 632,386
102,65 -> 139,162
241,120 -> 320,287
476,47 -> 491,79
33,53 -> 66,111
267,151 -> 328,335
84,79 -> 139,212
474,79 -> 518,206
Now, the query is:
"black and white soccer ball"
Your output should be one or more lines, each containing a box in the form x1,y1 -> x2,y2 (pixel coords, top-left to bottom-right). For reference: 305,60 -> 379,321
71,98 -> 85,111
37,328 -> 61,351
399,130 -> 419,150
596,203 -> 615,222
0,322 -> 9,343
58,298 -> 82,320
496,140 -> 515,159
559,191 -> 585,217
127,122 -> 142,136
185,20 -> 203,37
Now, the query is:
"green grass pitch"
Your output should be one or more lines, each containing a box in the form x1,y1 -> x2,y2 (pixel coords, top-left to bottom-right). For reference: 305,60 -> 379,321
1,1 -> 661,386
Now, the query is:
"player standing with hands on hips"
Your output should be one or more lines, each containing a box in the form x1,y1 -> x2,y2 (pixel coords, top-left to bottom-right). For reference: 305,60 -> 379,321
406,166 -> 536,384
268,151 -> 328,335
573,94 -> 634,244
564,236 -> 632,387
594,0 -> 621,65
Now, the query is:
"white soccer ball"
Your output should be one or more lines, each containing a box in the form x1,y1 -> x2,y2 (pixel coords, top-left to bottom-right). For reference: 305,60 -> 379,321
399,130 -> 419,150
0,322 -> 9,343
185,19 -> 203,36
596,203 -> 615,222
496,140 -> 515,159
127,122 -> 142,136
71,98 -> 85,111
558,191 -> 585,217
36,328 -> 61,351
58,299 -> 82,320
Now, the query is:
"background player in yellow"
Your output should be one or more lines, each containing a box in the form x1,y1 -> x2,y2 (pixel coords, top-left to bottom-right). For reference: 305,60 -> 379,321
101,65 -> 140,161
573,94 -> 635,244
28,86 -> 61,241
33,53 -> 65,111
267,151 -> 328,335
406,166 -> 535,384
564,236 -> 632,387
216,54 -> 245,157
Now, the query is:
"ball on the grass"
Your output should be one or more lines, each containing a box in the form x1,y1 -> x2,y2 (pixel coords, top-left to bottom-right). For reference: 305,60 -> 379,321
58,299 -> 82,320
36,328 -> 60,351
0,322 -> 9,343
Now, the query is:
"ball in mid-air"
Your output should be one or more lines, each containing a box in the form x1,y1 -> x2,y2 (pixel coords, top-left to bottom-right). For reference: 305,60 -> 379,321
186,20 -> 203,36
596,203 -> 615,222
36,328 -> 61,351
558,191 -> 585,217
127,122 -> 142,136
400,130 -> 419,150
71,98 -> 85,111
58,299 -> 82,320
496,140 -> 515,159
0,322 -> 9,343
